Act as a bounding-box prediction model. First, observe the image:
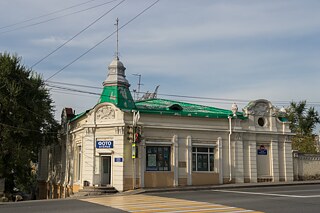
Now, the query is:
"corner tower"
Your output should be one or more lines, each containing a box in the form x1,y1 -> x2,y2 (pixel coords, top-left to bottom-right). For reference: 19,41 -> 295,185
98,56 -> 135,109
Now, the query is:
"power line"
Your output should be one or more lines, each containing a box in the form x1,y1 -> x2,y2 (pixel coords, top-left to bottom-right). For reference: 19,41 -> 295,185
47,80 -> 102,89
50,88 -> 100,98
45,0 -> 161,81
0,0 -> 118,34
31,0 -> 125,68
46,82 -> 320,107
0,0 -> 106,30
0,123 -> 57,134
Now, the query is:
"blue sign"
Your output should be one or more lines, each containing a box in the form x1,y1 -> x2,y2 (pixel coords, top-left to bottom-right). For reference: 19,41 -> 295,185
96,140 -> 113,149
257,149 -> 268,155
114,157 -> 123,162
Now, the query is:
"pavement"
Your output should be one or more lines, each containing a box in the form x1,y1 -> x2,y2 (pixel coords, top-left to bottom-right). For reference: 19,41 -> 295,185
120,180 -> 320,195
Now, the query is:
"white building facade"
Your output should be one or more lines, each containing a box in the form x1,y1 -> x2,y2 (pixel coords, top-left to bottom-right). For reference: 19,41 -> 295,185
38,56 -> 294,198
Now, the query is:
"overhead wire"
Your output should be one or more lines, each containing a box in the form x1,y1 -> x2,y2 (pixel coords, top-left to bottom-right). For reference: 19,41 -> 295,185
46,82 -> 320,107
0,0 -> 119,34
0,0 -> 108,30
0,123 -> 57,134
45,0 -> 161,81
31,0 -> 126,68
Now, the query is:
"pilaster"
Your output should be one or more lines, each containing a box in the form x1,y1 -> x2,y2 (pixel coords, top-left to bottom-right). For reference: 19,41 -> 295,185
217,137 -> 223,184
186,136 -> 192,185
140,139 -> 146,187
271,140 -> 279,182
235,135 -> 244,183
249,140 -> 257,182
172,135 -> 179,187
82,127 -> 95,187
284,138 -> 294,181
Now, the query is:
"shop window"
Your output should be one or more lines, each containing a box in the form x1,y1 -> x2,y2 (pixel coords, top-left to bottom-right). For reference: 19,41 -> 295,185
192,147 -> 214,172
146,146 -> 171,171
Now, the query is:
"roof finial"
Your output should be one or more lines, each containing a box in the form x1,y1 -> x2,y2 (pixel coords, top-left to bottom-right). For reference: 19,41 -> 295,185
115,18 -> 119,60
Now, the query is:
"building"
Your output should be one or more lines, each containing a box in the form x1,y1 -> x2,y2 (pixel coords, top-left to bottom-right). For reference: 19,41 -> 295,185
38,55 -> 294,198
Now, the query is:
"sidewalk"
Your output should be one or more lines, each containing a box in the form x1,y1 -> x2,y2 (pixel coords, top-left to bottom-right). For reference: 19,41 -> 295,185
120,180 -> 320,195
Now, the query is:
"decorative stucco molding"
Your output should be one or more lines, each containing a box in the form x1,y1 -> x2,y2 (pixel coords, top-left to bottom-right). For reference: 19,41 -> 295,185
243,99 -> 277,117
96,105 -> 115,121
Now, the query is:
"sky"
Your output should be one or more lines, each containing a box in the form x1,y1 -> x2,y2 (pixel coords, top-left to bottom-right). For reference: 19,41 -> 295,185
1,0 -> 320,124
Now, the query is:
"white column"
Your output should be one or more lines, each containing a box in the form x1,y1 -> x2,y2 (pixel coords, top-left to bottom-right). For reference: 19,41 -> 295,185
217,137 -> 223,184
172,135 -> 179,187
186,136 -> 192,185
249,140 -> 257,183
271,140 -> 279,182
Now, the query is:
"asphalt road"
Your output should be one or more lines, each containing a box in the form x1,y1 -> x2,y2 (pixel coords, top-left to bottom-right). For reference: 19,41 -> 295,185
0,199 -> 126,213
150,184 -> 320,213
1,184 -> 320,213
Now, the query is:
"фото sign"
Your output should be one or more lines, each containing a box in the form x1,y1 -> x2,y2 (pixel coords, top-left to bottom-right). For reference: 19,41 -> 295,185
96,140 -> 113,149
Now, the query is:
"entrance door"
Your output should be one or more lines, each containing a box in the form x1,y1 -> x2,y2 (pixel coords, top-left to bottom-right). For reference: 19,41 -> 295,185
101,156 -> 111,186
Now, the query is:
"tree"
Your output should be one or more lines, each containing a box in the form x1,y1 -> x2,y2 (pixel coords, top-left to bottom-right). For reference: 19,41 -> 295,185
0,52 -> 59,194
287,101 -> 320,153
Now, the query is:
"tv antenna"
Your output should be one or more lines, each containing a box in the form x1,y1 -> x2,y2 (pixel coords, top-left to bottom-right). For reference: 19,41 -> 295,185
132,73 -> 143,100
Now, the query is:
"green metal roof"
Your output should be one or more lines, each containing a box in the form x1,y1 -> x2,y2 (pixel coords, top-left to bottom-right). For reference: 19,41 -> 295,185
135,98 -> 246,119
98,85 -> 135,110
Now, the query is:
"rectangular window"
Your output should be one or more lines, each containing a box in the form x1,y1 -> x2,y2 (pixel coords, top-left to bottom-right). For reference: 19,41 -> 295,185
146,146 -> 171,171
192,147 -> 214,172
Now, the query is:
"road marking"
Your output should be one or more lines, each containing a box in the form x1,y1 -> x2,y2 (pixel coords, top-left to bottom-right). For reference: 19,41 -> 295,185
82,194 -> 263,213
213,189 -> 320,198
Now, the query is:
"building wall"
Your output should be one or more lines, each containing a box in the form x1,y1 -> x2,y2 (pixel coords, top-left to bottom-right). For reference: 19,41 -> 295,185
39,99 -> 294,198
293,152 -> 320,180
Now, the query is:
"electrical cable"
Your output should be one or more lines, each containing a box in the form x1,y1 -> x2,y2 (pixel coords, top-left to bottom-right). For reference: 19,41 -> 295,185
45,0 -> 161,81
31,0 -> 125,68
0,0 -> 119,34
46,81 -> 320,106
0,0 -> 109,30
0,122 -> 57,134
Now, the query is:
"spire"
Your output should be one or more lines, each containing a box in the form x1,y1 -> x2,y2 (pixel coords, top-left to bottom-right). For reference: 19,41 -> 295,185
115,17 -> 119,59
98,18 -> 135,109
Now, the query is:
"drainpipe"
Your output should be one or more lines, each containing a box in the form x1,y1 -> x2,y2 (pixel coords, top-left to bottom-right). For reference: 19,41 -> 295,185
228,115 -> 232,182
229,103 -> 238,183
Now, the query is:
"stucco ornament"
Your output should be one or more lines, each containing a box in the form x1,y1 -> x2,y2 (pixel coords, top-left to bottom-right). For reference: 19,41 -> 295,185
243,99 -> 275,117
96,105 -> 115,121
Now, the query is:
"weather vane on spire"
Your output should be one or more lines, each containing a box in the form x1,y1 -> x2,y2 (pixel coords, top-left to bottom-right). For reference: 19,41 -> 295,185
115,18 -> 119,59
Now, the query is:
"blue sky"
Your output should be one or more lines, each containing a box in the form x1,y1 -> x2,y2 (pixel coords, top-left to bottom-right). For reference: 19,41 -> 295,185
1,0 -> 320,123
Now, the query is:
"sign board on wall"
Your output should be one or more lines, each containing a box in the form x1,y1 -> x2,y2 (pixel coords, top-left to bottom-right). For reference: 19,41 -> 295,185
257,145 -> 268,155
96,140 -> 113,149
114,157 -> 123,162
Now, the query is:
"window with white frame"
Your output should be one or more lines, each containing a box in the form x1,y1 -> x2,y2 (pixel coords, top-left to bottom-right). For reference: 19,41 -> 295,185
192,147 -> 214,171
146,146 -> 171,171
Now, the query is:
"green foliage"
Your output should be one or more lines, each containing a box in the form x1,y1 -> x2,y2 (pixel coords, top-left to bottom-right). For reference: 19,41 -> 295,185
287,101 -> 320,135
0,52 -> 59,193
287,101 -> 320,153
292,134 -> 317,154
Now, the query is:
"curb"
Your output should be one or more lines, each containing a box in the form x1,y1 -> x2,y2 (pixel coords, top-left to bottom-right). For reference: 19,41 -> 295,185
121,180 -> 320,195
